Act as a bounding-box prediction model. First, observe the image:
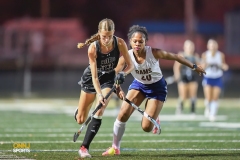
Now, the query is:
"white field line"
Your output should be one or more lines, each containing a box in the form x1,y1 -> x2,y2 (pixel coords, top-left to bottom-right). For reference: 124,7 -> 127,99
200,122 -> 240,128
1,140 -> 240,144
0,152 -> 34,160
1,148 -> 240,152
133,115 -> 228,121
0,101 -> 228,121
0,133 -> 239,137
0,114 -> 228,121
3,127 -> 236,133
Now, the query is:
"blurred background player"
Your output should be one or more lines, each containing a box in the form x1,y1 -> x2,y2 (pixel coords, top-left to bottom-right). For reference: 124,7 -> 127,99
173,40 -> 200,115
102,25 -> 206,156
201,39 -> 229,122
112,94 -> 122,116
75,18 -> 133,158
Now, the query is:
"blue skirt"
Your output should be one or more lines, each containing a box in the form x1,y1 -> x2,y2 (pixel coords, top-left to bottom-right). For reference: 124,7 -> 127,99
202,77 -> 223,88
128,77 -> 167,101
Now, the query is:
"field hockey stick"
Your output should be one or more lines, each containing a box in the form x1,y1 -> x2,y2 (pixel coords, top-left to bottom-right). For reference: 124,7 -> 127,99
124,98 -> 161,134
73,85 -> 116,142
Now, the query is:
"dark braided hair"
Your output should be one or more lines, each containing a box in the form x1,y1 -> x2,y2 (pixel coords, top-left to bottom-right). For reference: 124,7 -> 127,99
127,25 -> 148,41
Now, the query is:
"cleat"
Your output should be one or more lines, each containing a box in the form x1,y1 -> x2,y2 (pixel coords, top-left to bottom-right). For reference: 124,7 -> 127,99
209,115 -> 216,122
78,146 -> 91,158
152,116 -> 161,134
102,147 -> 120,156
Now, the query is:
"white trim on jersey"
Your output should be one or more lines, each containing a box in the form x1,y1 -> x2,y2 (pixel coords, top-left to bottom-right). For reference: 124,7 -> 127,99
129,46 -> 163,84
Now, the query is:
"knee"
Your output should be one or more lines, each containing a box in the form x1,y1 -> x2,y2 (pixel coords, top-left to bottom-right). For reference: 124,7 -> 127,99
76,115 -> 85,124
142,124 -> 152,132
118,113 -> 130,123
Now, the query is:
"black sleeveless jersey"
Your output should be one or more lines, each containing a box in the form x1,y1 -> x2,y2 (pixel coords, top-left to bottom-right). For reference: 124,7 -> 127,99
80,36 -> 120,85
180,55 -> 198,82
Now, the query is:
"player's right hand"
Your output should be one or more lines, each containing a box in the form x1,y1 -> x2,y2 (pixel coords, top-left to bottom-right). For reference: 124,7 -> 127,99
115,86 -> 125,100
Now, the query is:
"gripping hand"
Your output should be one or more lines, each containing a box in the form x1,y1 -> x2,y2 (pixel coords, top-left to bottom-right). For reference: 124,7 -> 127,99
115,72 -> 125,84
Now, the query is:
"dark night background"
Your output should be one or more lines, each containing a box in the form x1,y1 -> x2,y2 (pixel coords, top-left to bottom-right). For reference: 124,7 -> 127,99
0,0 -> 239,98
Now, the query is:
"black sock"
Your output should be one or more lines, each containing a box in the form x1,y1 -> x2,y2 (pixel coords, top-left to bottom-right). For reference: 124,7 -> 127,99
180,101 -> 184,110
191,98 -> 196,113
178,100 -> 184,111
81,117 -> 102,150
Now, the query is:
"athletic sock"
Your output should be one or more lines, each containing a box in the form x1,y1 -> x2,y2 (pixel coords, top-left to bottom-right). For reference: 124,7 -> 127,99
190,98 -> 196,113
81,117 -> 102,149
210,100 -> 218,116
112,119 -> 126,149
204,99 -> 209,109
179,100 -> 184,111
204,99 -> 210,117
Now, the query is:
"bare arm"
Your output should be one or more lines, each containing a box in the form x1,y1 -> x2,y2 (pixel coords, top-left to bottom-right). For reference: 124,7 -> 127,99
194,53 -> 201,65
173,52 -> 183,81
153,48 -> 194,68
88,43 -> 103,96
117,38 -> 134,75
153,48 -> 206,75
201,52 -> 207,69
115,56 -> 126,74
221,52 -> 229,71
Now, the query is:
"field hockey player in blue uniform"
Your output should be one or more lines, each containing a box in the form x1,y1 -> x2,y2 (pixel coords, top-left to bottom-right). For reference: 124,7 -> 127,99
102,25 -> 206,156
201,39 -> 229,122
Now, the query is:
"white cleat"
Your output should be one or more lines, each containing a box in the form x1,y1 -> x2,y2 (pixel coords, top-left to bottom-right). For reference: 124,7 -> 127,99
78,146 -> 92,158
209,115 -> 216,122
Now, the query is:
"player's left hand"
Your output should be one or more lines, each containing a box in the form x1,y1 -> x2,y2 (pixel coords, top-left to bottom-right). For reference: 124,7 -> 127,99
195,65 -> 206,76
98,94 -> 106,106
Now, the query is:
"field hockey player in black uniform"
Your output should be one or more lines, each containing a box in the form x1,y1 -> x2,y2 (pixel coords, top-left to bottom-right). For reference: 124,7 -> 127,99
75,18 -> 133,158
173,40 -> 200,115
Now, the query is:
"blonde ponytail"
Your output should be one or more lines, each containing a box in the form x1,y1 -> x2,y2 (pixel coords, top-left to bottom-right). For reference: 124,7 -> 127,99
78,18 -> 114,49
77,33 -> 100,49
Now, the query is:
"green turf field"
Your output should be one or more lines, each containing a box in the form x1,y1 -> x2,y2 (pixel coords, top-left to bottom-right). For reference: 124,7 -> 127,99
0,98 -> 240,160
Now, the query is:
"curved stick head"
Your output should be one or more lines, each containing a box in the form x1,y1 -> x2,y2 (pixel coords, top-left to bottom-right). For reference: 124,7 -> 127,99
73,133 -> 79,142
155,124 -> 161,135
